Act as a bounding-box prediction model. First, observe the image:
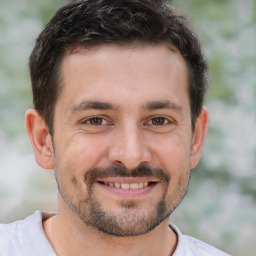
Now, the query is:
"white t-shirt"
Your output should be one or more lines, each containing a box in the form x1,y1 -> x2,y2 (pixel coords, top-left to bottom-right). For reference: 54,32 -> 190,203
0,211 -> 231,256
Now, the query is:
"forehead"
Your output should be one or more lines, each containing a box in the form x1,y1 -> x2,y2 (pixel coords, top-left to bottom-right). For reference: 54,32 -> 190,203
57,44 -> 189,111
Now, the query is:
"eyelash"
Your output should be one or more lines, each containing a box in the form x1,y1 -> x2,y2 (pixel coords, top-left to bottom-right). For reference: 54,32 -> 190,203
146,117 -> 171,126
81,116 -> 110,126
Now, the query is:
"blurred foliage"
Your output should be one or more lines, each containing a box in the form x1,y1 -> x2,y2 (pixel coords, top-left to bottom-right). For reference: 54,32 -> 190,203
0,0 -> 255,255
171,1 -> 256,255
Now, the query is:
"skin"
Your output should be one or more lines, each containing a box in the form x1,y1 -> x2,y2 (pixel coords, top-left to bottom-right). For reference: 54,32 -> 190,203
25,44 -> 208,256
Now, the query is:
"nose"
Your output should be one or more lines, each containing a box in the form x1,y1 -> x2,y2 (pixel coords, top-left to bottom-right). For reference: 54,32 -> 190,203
108,124 -> 152,170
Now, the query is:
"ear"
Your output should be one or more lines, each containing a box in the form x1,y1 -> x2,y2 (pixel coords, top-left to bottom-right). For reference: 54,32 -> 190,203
190,107 -> 209,169
25,109 -> 54,170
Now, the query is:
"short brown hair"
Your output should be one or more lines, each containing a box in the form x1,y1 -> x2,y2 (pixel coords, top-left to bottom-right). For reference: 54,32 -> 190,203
29,0 -> 208,135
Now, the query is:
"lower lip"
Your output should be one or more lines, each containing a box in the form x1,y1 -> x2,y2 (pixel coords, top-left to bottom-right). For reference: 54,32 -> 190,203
95,182 -> 158,197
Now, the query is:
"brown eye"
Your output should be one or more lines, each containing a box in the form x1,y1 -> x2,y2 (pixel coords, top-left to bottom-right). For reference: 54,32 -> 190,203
151,117 -> 167,125
89,117 -> 103,125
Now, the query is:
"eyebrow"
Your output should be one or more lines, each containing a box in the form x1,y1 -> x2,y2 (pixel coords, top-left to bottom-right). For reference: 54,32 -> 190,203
68,99 -> 183,115
69,100 -> 119,114
142,100 -> 183,112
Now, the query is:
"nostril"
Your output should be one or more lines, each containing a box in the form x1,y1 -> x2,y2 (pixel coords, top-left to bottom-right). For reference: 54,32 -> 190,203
112,160 -> 126,167
108,141 -> 152,170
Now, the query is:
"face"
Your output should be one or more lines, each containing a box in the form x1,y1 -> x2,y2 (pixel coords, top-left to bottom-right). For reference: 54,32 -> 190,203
48,44 -> 203,236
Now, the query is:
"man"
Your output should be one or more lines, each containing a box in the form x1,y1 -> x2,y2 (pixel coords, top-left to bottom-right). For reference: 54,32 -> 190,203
0,0 -> 231,255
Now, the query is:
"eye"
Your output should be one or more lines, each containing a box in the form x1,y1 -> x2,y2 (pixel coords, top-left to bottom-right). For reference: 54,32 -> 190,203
151,117 -> 168,125
144,116 -> 176,133
149,117 -> 170,126
82,117 -> 108,126
89,117 -> 103,125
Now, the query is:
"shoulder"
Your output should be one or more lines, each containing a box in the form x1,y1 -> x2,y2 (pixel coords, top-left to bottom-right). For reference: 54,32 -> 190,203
184,235 -> 231,256
0,217 -> 25,252
170,224 -> 232,256
0,211 -> 56,256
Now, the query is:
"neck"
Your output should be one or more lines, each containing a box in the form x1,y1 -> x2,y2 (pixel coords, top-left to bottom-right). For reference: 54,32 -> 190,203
43,199 -> 177,256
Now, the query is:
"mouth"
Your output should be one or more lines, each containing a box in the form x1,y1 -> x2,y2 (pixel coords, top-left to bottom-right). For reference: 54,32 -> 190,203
95,177 -> 159,197
97,181 -> 156,189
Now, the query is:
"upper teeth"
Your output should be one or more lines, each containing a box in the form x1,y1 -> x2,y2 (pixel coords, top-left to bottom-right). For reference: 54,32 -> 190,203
103,182 -> 149,189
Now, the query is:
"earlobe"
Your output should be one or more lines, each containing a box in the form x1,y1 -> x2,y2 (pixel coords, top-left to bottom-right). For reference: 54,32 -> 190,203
190,107 -> 209,169
25,109 -> 54,170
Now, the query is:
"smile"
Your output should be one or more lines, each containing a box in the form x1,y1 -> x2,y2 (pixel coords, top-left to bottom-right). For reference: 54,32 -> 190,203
95,177 -> 159,196
98,181 -> 154,189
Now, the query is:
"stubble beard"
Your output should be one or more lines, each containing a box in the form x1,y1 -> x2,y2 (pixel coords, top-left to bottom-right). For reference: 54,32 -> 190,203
55,164 -> 190,237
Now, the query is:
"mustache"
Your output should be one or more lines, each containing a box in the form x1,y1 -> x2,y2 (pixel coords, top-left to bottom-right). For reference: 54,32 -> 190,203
84,164 -> 170,185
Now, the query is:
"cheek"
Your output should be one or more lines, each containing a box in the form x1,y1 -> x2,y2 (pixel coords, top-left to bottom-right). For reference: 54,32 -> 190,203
150,134 -> 191,170
54,133 -> 110,176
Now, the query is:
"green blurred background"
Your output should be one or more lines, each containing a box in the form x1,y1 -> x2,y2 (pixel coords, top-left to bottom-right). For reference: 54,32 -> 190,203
0,0 -> 255,255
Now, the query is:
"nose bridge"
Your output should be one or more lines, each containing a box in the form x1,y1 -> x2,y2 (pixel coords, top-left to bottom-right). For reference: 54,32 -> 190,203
108,121 -> 151,169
